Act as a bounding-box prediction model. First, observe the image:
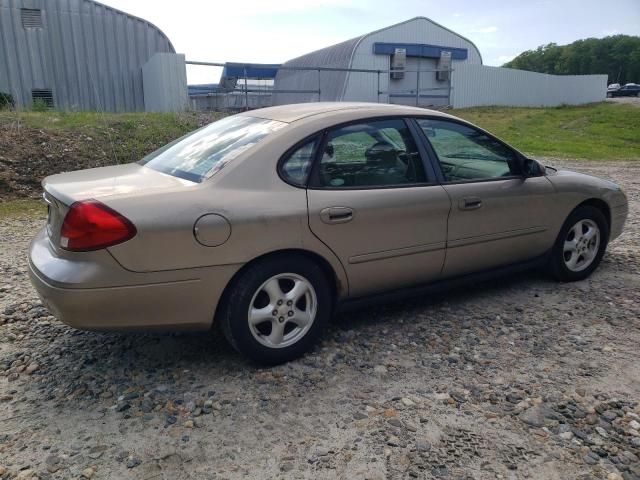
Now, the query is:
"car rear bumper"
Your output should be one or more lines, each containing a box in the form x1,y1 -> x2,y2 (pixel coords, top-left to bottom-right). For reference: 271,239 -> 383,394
28,228 -> 241,331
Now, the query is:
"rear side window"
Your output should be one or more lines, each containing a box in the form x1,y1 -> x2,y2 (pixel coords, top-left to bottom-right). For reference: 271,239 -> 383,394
140,115 -> 286,182
280,137 -> 319,187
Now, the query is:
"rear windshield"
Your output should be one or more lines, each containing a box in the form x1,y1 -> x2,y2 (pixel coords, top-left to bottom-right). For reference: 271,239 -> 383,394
139,115 -> 287,182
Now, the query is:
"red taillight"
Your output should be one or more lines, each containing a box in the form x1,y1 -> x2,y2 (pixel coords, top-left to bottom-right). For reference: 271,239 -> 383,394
60,200 -> 136,251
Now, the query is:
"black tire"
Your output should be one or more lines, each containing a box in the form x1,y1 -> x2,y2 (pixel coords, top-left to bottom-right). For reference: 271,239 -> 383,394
548,206 -> 609,282
218,254 -> 332,365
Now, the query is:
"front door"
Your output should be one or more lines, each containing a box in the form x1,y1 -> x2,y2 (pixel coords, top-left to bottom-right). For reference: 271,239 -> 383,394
305,118 -> 451,297
415,117 -> 557,278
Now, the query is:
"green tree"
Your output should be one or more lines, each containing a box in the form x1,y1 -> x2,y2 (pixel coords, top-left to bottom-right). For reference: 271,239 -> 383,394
504,35 -> 640,84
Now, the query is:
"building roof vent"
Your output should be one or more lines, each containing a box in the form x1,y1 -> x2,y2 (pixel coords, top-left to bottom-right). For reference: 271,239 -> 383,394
21,9 -> 43,29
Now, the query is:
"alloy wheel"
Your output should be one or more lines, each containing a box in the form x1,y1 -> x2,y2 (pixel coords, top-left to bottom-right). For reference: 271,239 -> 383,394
247,273 -> 318,349
563,219 -> 600,272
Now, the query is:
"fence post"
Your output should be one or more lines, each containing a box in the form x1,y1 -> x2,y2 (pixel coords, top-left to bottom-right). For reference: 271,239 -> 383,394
415,70 -> 420,107
377,71 -> 380,104
317,69 -> 321,102
243,66 -> 249,111
448,68 -> 453,107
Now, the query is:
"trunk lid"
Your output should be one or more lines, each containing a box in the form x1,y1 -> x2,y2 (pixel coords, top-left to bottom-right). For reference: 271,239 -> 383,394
42,163 -> 195,206
42,163 -> 196,249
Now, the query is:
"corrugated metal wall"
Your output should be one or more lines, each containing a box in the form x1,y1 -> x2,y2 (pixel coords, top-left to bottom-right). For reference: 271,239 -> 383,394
0,0 -> 175,111
272,36 -> 360,105
451,65 -> 608,108
142,53 -> 187,112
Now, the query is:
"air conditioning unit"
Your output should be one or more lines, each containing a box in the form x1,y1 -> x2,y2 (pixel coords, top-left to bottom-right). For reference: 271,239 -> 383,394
437,51 -> 452,81
390,48 -> 406,80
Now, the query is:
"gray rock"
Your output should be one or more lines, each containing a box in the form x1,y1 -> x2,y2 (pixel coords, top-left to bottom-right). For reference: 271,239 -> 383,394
387,435 -> 402,447
506,392 -> 524,403
559,431 -> 574,440
584,453 -> 599,465
280,462 -> 294,472
87,445 -> 109,459
415,440 -> 431,452
602,410 -> 620,422
387,418 -> 403,428
519,405 -> 556,428
44,455 -> 61,473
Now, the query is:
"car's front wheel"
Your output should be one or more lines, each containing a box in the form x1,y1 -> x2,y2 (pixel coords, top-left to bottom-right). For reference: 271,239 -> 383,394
218,255 -> 332,365
549,206 -> 609,282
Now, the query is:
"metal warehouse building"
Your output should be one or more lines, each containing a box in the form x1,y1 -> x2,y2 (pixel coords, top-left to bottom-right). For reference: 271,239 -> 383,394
0,0 -> 185,111
274,17 -> 481,107
273,17 -> 607,109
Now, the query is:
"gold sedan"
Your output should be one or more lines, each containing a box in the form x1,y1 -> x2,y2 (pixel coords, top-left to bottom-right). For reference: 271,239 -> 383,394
29,103 -> 628,364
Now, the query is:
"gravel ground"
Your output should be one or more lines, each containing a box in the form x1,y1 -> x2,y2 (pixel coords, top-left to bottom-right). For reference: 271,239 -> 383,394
1,160 -> 639,480
606,97 -> 640,107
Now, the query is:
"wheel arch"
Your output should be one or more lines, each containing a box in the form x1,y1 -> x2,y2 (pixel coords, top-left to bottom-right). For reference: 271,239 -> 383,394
575,198 -> 611,234
212,249 -> 342,328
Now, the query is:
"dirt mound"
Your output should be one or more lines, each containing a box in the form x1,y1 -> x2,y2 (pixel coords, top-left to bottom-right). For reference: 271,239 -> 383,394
0,126 -> 104,198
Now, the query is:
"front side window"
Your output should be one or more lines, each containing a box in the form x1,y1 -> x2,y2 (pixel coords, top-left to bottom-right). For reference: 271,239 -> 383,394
140,115 -> 286,182
417,118 -> 519,182
314,119 -> 427,188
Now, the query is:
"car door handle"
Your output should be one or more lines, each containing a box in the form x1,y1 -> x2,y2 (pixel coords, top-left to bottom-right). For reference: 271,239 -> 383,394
459,197 -> 482,210
320,207 -> 354,224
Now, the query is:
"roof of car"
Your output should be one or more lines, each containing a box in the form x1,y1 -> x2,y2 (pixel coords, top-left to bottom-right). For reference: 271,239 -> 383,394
239,102 -> 452,123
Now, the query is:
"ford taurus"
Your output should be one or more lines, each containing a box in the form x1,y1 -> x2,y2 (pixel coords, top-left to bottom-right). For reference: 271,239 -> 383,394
28,103 -> 628,364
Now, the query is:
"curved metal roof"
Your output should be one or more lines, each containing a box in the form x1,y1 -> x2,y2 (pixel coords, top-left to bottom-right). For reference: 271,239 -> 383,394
279,16 -> 483,70
86,0 -> 175,53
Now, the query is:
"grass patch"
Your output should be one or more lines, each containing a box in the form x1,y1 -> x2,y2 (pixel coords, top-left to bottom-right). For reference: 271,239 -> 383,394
0,199 -> 46,219
452,102 -> 640,160
2,110 -> 205,132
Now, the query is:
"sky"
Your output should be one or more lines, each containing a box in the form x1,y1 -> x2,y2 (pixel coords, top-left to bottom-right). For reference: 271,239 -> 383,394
101,0 -> 640,85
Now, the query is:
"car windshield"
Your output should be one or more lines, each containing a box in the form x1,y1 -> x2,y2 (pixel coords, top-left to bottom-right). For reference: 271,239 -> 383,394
139,115 -> 287,182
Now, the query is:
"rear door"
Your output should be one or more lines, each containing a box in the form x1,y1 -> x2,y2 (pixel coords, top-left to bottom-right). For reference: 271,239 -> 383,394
302,118 -> 451,297
414,117 -> 556,278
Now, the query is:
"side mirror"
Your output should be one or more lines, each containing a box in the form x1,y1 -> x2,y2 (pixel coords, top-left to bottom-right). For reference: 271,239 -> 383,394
523,158 -> 546,177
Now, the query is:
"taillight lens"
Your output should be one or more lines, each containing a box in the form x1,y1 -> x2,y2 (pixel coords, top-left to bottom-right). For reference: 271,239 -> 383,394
60,200 -> 137,251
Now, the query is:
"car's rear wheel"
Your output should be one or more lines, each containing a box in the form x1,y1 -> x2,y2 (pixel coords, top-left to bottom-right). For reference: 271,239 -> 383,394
549,206 -> 608,282
218,255 -> 331,365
